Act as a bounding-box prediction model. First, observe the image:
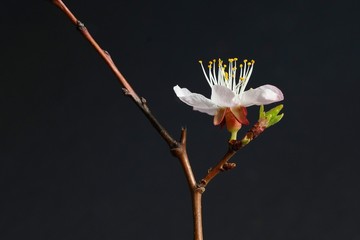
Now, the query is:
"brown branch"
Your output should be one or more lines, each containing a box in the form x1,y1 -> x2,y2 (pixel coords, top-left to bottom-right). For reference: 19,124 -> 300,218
199,122 -> 267,188
171,128 -> 203,240
50,1 -> 203,239
192,187 -> 205,240
170,128 -> 196,188
51,0 -> 178,148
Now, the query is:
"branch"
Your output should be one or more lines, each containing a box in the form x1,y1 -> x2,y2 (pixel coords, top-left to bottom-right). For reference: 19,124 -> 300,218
199,121 -> 267,188
51,0 -> 179,149
50,1 -> 203,239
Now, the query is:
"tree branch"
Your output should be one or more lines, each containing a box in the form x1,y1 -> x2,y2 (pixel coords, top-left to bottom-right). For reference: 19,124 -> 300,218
51,0 -> 179,148
50,1 -> 202,239
199,122 -> 267,188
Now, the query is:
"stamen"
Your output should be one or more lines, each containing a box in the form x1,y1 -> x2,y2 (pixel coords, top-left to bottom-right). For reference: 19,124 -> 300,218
198,57 -> 255,96
198,60 -> 212,86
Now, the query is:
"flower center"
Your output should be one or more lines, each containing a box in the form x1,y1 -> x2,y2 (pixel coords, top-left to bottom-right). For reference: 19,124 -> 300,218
199,58 -> 255,98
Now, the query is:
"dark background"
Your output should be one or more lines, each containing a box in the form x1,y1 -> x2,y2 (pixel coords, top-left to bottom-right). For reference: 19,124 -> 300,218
1,0 -> 359,239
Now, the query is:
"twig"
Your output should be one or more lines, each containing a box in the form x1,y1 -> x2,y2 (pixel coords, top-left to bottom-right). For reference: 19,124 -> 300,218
50,1 -> 203,239
51,0 -> 177,148
199,122 -> 267,188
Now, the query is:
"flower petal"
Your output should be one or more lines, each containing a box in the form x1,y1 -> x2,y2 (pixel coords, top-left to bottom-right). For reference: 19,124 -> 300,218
213,108 -> 226,125
240,84 -> 284,107
230,106 -> 249,125
211,85 -> 236,107
173,85 -> 218,115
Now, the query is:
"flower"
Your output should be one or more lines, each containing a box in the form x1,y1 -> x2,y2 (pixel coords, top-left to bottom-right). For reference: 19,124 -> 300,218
174,58 -> 284,140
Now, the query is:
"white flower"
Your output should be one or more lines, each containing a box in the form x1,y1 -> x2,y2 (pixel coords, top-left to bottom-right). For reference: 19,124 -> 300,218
174,58 -> 283,117
174,58 -> 284,140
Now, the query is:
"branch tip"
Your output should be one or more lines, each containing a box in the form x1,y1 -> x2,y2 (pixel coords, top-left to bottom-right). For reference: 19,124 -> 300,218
180,127 -> 187,145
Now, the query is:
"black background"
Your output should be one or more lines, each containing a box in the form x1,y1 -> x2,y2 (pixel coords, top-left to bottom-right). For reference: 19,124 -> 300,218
1,1 -> 360,239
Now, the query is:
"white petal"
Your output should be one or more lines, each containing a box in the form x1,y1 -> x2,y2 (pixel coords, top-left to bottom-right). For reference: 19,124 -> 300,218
173,85 -> 219,115
210,85 -> 236,107
240,84 -> 284,107
193,107 -> 218,115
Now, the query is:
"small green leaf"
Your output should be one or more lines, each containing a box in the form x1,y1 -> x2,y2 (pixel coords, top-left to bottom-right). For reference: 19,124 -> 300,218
268,113 -> 284,127
259,104 -> 284,127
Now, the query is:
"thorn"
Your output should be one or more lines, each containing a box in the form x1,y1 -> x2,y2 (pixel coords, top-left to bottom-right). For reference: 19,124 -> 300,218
141,97 -> 147,104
